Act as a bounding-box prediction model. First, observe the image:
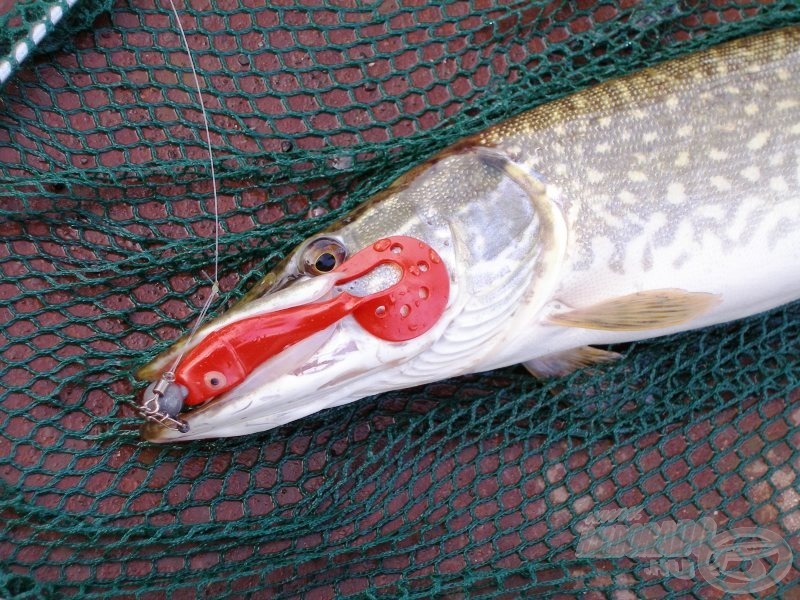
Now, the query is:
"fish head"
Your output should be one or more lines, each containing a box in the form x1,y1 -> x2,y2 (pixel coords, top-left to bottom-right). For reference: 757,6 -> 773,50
138,148 -> 565,441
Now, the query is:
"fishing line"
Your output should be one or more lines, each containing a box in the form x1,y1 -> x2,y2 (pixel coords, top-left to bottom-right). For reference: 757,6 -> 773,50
138,0 -> 222,430
164,0 -> 221,374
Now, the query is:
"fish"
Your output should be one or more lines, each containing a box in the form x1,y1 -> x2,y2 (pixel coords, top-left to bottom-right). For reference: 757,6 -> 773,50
137,26 -> 800,442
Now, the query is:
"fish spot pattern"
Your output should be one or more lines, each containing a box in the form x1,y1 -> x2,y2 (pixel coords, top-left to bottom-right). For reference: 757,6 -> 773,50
479,27 -> 800,274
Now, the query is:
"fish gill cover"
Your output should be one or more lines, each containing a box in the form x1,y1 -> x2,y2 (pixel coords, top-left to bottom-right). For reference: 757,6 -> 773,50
0,0 -> 799,597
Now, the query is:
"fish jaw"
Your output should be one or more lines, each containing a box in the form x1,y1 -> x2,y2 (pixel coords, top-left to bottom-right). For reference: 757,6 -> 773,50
140,230 -> 470,442
141,314 -> 446,441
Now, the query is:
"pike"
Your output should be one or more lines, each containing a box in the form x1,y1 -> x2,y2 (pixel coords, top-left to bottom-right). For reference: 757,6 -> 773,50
137,26 -> 800,442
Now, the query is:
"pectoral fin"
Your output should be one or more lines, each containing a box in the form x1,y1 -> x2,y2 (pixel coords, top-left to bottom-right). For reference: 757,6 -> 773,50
523,346 -> 622,379
548,289 -> 721,331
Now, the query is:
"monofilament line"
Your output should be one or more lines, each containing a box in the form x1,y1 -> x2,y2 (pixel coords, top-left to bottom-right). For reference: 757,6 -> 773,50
166,0 -> 221,374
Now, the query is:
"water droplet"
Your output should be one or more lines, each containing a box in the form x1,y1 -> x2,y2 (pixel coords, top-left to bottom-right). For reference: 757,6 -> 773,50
408,323 -> 419,331
373,239 -> 391,252
375,306 -> 386,317
429,250 -> 441,264
391,243 -> 403,254
418,261 -> 429,272
238,54 -> 250,66
418,287 -> 429,299
409,266 -> 420,276
281,141 -> 293,152
400,305 -> 410,317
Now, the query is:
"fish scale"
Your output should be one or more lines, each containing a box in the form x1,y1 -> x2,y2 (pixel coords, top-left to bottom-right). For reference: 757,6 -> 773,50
478,27 -> 800,371
482,27 -> 799,271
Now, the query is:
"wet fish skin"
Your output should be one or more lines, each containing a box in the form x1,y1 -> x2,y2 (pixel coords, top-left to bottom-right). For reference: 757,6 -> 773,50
139,27 -> 800,441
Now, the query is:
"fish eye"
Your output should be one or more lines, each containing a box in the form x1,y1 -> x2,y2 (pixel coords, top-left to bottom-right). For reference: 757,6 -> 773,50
301,237 -> 347,276
204,371 -> 227,390
315,252 -> 337,273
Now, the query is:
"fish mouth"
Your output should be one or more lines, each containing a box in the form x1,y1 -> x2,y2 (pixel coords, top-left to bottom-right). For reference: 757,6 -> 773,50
138,235 -> 451,442
140,322 -> 347,442
136,270 -> 340,437
139,284 -> 403,442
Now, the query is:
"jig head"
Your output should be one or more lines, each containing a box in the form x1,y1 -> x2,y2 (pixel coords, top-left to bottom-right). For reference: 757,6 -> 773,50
138,373 -> 190,432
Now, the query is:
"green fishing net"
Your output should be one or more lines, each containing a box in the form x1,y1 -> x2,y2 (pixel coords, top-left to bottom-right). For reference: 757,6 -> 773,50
1,0 -> 799,597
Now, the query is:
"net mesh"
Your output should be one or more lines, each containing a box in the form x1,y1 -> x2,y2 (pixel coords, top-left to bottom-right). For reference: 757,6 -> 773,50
1,0 -> 799,597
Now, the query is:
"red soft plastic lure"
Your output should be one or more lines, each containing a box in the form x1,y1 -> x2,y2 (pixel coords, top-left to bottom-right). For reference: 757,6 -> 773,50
174,236 -> 449,406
